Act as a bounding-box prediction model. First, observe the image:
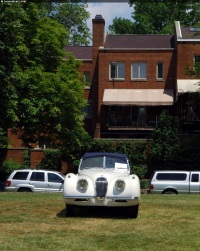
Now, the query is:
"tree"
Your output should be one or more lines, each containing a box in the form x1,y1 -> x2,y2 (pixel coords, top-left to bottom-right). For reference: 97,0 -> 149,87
38,2 -> 91,45
150,110 -> 180,170
108,17 -> 137,35
0,2 -> 90,149
109,0 -> 200,35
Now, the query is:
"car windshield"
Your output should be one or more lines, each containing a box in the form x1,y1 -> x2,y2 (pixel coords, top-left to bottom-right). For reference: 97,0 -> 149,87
79,156 -> 129,172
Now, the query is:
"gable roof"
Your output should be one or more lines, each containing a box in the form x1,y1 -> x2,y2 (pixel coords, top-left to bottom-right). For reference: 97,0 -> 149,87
64,46 -> 92,60
104,34 -> 175,49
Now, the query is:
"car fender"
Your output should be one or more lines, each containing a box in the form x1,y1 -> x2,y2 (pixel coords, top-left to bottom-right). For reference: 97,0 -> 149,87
107,174 -> 140,198
63,173 -> 95,197
17,184 -> 34,192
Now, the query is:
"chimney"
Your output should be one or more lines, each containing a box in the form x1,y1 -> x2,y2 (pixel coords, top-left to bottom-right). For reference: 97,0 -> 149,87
92,15 -> 105,47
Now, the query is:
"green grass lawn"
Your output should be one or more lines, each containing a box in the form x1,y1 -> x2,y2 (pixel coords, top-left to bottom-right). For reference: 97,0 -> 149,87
0,192 -> 199,251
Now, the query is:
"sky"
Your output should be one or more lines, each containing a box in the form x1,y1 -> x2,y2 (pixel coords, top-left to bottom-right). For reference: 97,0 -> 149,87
86,2 -> 133,33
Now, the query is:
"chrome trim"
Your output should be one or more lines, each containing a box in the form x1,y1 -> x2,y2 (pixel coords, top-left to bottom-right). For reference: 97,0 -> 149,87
106,196 -> 138,200
64,195 -> 95,199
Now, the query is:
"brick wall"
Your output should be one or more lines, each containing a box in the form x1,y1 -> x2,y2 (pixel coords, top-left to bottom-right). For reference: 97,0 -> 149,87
177,42 -> 200,78
98,49 -> 177,124
30,149 -> 44,168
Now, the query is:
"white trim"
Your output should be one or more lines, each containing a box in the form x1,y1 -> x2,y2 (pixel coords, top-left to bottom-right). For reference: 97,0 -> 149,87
99,47 -> 174,51
175,21 -> 182,39
156,62 -> 164,80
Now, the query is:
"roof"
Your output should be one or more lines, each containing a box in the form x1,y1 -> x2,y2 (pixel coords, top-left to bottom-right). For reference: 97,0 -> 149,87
82,152 -> 128,159
64,46 -> 92,60
181,27 -> 200,39
104,34 -> 175,49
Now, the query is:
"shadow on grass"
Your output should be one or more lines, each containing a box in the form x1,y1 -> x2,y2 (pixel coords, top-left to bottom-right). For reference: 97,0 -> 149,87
57,206 -> 137,219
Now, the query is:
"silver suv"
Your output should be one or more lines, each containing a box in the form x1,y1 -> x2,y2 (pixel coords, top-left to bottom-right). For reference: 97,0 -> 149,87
6,169 -> 65,193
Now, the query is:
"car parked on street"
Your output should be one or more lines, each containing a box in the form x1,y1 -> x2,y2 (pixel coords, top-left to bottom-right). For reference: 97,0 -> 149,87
6,169 -> 65,193
63,152 -> 140,218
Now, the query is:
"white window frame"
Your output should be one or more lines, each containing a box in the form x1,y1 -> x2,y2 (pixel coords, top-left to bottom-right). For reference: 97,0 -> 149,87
132,62 -> 147,80
157,62 -> 164,80
110,62 -> 125,80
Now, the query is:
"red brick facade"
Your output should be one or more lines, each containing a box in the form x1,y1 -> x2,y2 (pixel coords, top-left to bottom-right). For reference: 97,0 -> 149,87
66,16 -> 200,139
4,16 -> 200,166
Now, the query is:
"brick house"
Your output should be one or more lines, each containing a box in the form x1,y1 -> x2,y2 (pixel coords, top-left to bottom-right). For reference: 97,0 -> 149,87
65,15 -> 200,139
4,15 -> 200,167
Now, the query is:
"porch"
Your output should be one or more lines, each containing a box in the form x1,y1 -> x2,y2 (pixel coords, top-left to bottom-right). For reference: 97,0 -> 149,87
100,88 -> 174,138
99,105 -> 174,139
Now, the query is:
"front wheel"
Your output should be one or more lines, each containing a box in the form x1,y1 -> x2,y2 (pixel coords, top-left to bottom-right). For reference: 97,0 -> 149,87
127,204 -> 139,219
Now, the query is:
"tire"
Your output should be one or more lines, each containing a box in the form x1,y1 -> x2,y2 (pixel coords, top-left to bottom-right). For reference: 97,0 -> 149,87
127,204 -> 139,219
65,204 -> 75,217
18,188 -> 32,192
163,190 -> 177,194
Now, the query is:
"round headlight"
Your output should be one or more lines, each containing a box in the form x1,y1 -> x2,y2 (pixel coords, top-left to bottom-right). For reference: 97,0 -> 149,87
115,179 -> 125,191
77,179 -> 88,190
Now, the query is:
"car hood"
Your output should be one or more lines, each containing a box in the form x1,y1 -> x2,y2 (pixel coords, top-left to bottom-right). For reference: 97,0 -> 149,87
78,168 -> 128,181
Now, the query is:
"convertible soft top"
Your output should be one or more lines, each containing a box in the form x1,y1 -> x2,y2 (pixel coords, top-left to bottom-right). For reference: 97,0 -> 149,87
82,152 -> 128,159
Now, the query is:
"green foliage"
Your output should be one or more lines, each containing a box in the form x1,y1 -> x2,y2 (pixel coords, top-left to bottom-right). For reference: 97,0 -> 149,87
140,179 -> 150,189
184,62 -> 200,78
110,1 -> 200,35
131,164 -> 147,179
2,158 -> 21,174
88,140 -> 148,178
150,110 -> 180,171
0,128 -> 8,148
17,54 -> 89,149
38,149 -> 62,171
108,17 -> 136,34
0,3 -> 90,150
47,2 -> 91,45
168,138 -> 200,171
21,150 -> 30,169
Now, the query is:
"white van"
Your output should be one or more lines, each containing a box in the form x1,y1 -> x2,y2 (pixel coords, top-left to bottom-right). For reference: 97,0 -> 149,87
150,170 -> 200,194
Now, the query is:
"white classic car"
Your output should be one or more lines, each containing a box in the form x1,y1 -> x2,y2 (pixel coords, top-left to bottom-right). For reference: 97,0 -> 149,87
63,152 -> 140,218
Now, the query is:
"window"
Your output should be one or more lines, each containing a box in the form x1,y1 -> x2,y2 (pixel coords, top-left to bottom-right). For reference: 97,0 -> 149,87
157,62 -> 164,79
156,173 -> 187,181
48,173 -> 63,183
132,62 -> 147,79
84,71 -> 91,85
110,62 -> 125,79
191,174 -> 199,182
30,172 -> 45,182
13,172 -> 29,180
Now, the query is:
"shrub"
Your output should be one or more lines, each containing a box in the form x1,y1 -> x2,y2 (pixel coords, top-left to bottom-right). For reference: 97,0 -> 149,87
38,149 -> 62,171
2,159 -> 21,174
130,164 -> 147,179
21,150 -> 31,169
140,179 -> 150,189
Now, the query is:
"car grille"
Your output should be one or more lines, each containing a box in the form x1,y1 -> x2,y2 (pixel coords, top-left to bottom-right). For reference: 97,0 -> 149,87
95,177 -> 108,198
